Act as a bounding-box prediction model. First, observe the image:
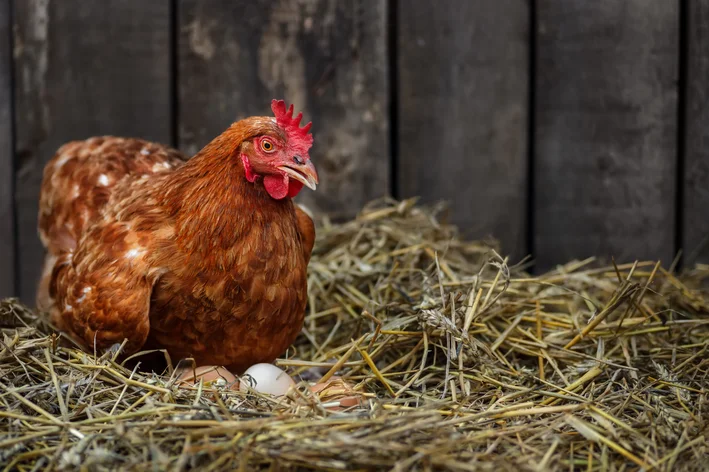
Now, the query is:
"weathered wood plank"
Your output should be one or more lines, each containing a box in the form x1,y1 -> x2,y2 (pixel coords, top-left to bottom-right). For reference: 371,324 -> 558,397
0,0 -> 14,298
14,1 -> 171,303
397,0 -> 530,259
534,1 -> 679,269
684,0 -> 709,266
178,0 -> 389,219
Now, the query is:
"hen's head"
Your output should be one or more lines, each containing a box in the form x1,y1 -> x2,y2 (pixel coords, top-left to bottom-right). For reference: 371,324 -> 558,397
235,99 -> 318,200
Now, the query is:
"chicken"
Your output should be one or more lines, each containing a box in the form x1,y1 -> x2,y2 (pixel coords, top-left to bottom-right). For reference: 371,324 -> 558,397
37,100 -> 318,373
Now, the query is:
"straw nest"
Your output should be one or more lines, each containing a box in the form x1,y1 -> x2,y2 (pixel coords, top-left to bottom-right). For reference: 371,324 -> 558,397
1,198 -> 708,471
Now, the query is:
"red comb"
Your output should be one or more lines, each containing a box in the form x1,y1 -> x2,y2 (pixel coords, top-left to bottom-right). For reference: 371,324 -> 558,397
271,99 -> 313,148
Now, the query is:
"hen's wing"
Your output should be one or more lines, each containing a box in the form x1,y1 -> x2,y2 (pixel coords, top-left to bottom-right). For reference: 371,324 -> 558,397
39,137 -> 186,255
37,137 -> 186,309
295,205 -> 315,264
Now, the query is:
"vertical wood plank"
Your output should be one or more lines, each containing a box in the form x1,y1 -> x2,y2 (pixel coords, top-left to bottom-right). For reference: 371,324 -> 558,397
535,1 -> 679,269
684,0 -> 709,266
14,0 -> 172,303
0,0 -> 14,298
178,0 -> 389,219
397,0 -> 530,259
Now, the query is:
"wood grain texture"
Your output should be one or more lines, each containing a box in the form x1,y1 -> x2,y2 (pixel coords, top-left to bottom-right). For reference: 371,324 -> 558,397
534,1 -> 679,269
13,0 -> 171,302
397,0 -> 530,259
0,0 -> 13,298
684,0 -> 709,266
178,0 -> 389,219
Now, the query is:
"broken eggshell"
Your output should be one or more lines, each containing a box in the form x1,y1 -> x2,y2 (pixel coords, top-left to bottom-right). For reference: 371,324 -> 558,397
176,365 -> 239,390
309,376 -> 365,410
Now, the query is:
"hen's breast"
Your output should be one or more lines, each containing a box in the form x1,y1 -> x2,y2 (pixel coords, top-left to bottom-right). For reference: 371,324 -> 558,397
145,213 -> 309,372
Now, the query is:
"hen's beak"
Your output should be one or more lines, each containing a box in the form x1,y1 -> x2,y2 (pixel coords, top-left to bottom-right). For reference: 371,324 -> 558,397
279,159 -> 319,191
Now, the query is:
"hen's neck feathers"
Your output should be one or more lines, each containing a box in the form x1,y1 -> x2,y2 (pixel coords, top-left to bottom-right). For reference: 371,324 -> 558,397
158,118 -> 295,251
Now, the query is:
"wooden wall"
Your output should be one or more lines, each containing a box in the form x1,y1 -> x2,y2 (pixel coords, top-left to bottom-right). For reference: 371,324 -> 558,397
0,0 -> 13,297
535,1 -> 679,267
1,0 -> 707,303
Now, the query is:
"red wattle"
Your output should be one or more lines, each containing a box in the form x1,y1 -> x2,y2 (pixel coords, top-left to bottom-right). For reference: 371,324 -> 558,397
288,181 -> 304,198
264,174 -> 289,200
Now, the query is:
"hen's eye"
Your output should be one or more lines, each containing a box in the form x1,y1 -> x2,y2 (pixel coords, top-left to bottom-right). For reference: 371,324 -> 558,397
261,140 -> 274,152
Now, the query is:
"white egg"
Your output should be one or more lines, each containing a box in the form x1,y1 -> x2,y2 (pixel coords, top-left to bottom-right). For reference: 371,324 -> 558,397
239,363 -> 295,397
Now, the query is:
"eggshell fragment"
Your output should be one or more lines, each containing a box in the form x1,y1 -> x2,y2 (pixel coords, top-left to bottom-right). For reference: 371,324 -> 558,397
239,363 -> 296,397
177,365 -> 239,390
309,376 -> 365,410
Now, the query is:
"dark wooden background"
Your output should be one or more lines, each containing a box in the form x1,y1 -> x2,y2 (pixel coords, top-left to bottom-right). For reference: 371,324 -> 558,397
1,0 -> 708,303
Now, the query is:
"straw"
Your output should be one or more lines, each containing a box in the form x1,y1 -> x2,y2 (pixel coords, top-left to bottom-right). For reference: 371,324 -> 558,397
1,198 -> 707,471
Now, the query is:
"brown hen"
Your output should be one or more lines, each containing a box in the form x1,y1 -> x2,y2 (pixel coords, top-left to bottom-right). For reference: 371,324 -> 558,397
37,100 -> 318,373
